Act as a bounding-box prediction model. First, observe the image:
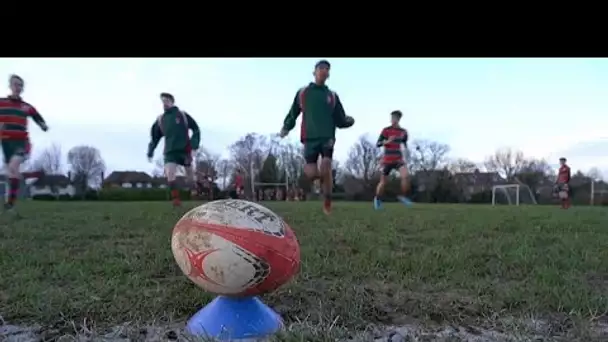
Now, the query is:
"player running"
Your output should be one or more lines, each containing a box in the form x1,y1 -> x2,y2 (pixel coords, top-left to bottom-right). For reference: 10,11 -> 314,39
147,92 -> 201,208
280,60 -> 355,215
0,74 -> 49,216
555,157 -> 571,209
373,110 -> 413,210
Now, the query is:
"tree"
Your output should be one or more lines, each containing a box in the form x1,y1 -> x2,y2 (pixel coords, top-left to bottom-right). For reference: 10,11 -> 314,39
230,133 -> 270,195
345,135 -> 381,183
67,145 -> 106,197
514,158 -> 553,193
447,158 -> 478,174
216,159 -> 233,189
587,167 -> 603,181
277,142 -> 305,187
194,147 -> 220,180
484,148 -> 526,181
410,139 -> 450,172
258,153 -> 280,184
31,143 -> 63,174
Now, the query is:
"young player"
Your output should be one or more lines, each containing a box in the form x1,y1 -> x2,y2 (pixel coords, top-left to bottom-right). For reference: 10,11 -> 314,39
373,110 -> 413,210
147,93 -> 200,207
0,74 -> 49,215
556,157 -> 571,209
234,169 -> 244,199
280,60 -> 355,215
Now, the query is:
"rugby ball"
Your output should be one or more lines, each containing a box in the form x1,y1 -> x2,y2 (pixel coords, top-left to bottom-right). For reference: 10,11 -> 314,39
171,199 -> 300,297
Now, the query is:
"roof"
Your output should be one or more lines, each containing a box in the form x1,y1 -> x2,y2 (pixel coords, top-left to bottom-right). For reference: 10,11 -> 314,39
32,174 -> 71,187
105,171 -> 153,184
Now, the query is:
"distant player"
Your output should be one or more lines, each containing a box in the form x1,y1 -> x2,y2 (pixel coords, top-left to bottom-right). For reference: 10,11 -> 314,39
0,74 -> 49,216
147,93 -> 200,207
555,157 -> 571,209
234,169 -> 244,199
373,110 -> 413,210
280,60 -> 355,215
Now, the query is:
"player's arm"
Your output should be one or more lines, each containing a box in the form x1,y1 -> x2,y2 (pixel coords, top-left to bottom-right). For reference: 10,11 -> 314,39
333,94 -> 354,129
27,105 -> 48,131
376,129 -> 388,147
185,113 -> 201,150
281,91 -> 301,135
147,120 -> 163,158
401,129 -> 409,148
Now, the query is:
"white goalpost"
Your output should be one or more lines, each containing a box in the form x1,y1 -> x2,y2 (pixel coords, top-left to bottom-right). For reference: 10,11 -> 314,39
590,180 -> 608,205
491,184 -> 538,206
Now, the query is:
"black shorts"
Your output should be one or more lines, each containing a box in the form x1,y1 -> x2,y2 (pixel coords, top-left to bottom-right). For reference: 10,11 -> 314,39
304,138 -> 334,164
382,161 -> 405,176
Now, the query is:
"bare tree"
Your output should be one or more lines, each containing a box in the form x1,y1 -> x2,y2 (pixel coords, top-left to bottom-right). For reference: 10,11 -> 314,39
277,142 -> 305,186
230,133 -> 269,176
447,158 -> 479,174
31,143 -> 63,174
216,159 -> 233,189
484,148 -> 526,181
230,133 -> 269,195
345,135 -> 381,182
67,145 -> 106,197
194,147 -> 220,180
587,167 -> 603,181
410,139 -> 450,172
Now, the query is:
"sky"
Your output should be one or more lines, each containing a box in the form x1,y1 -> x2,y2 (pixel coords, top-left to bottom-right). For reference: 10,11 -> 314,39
1,58 -> 607,178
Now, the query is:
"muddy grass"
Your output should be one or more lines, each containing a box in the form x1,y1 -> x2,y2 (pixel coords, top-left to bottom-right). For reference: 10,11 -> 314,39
1,202 -> 607,341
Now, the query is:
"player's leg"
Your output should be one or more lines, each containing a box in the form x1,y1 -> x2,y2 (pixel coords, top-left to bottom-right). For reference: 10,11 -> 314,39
319,139 -> 335,215
3,141 -> 27,215
374,165 -> 392,210
396,163 -> 413,207
303,140 -> 321,182
164,153 -> 181,207
558,184 -> 570,209
183,153 -> 197,197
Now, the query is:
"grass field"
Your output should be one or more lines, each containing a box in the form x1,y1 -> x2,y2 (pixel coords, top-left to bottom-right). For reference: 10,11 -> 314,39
1,201 -> 607,341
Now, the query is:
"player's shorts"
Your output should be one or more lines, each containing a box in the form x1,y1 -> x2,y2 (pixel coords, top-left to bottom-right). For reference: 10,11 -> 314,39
556,183 -> 569,198
2,140 -> 30,164
382,161 -> 405,176
164,150 -> 192,167
304,138 -> 334,164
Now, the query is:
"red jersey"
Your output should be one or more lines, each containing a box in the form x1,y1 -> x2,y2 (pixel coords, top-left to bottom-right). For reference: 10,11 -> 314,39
376,125 -> 408,164
235,175 -> 243,188
557,165 -> 571,184
0,96 -> 47,140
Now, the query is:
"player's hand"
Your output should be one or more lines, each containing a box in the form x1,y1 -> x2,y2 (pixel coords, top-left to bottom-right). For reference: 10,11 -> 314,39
279,128 -> 289,138
40,123 -> 49,132
344,115 -> 355,127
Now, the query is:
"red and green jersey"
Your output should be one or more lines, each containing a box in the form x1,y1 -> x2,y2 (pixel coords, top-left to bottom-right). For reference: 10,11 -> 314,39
0,96 -> 47,140
376,125 -> 408,164
282,83 -> 353,142
147,106 -> 201,157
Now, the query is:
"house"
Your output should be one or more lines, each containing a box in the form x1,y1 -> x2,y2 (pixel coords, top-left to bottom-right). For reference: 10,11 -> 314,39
414,170 -> 451,192
151,176 -> 191,190
104,171 -> 153,189
30,174 -> 75,197
453,170 -> 505,200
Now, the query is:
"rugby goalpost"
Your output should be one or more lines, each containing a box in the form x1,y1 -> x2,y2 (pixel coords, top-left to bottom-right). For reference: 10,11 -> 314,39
491,184 -> 538,206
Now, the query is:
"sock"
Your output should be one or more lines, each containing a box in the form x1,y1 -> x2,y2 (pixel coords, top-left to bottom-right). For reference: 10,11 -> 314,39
169,181 -> 180,202
8,177 -> 19,205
